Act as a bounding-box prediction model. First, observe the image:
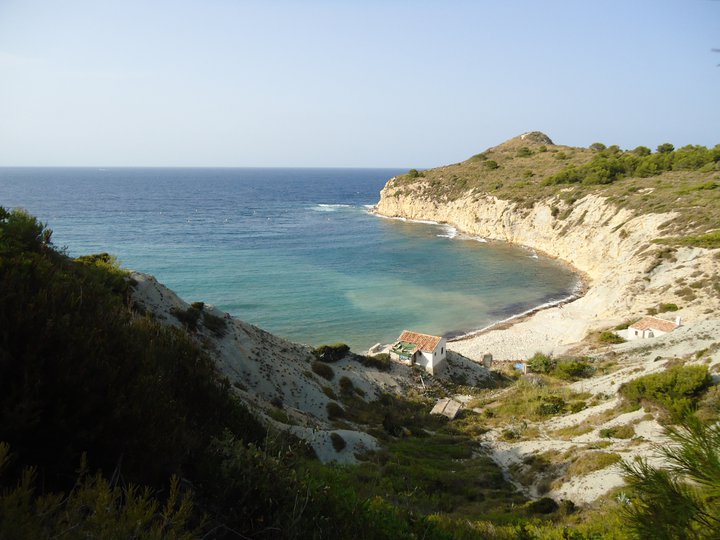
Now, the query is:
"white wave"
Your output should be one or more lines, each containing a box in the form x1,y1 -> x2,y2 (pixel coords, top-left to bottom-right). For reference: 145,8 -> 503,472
311,203 -> 353,212
436,225 -> 458,239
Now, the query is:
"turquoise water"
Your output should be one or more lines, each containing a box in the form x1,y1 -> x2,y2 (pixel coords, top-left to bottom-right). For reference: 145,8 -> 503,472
0,167 -> 578,351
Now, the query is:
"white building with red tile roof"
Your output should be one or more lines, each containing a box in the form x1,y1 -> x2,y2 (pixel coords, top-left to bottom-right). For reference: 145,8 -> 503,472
627,316 -> 682,340
390,330 -> 447,375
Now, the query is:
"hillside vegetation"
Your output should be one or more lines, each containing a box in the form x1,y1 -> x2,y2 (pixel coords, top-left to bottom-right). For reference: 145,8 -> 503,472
2,206 -> 718,539
393,132 -> 720,247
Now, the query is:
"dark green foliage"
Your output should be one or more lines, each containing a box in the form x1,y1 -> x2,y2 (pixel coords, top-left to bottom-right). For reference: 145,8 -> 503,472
312,361 -> 335,380
330,432 -> 346,452
657,231 -> 720,249
326,401 -> 345,419
620,365 -> 711,419
170,305 -> 202,331
357,353 -> 393,371
339,376 -> 354,393
599,330 -> 626,344
314,342 -> 350,363
407,168 -> 422,179
524,497 -> 559,514
590,142 -> 606,152
516,146 -> 533,157
621,416 -> 720,539
658,303 -> 679,313
528,352 -> 556,374
536,396 -> 566,416
202,311 -> 228,337
553,359 -> 594,381
544,143 -> 720,186
484,160 -> 499,170
0,208 -> 52,255
0,448 -> 197,540
633,145 -> 652,157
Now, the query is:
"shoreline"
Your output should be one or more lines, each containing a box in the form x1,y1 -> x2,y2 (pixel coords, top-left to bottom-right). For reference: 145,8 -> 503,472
447,285 -> 587,343
368,205 -> 592,355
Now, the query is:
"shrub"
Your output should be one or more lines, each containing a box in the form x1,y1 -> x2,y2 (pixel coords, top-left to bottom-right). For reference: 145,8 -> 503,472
528,352 -> 556,374
326,402 -> 345,420
202,311 -> 228,337
536,396 -> 566,416
171,306 -> 201,331
484,160 -> 499,170
358,353 -> 392,371
657,303 -> 679,313
314,343 -> 350,363
516,147 -> 533,158
554,359 -> 594,380
599,425 -> 635,439
599,331 -> 625,344
330,432 -> 347,452
567,452 -> 621,476
620,365 -> 711,419
524,497 -> 559,514
339,376 -> 354,393
312,361 -> 335,380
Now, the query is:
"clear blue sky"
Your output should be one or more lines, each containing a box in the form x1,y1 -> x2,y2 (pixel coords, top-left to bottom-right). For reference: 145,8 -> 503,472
1,0 -> 718,167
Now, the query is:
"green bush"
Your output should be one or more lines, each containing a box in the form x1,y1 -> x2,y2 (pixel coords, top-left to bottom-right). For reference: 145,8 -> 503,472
524,497 -> 559,514
528,352 -> 556,374
339,376 -> 354,393
326,402 -> 345,420
554,359 -> 594,380
658,303 -> 679,313
312,361 -> 335,380
314,343 -> 350,363
536,396 -> 566,416
358,353 -> 393,371
620,365 -> 711,419
599,424 -> 635,439
599,331 -> 625,344
202,311 -> 228,337
330,432 -> 347,452
484,160 -> 499,170
170,306 -> 201,331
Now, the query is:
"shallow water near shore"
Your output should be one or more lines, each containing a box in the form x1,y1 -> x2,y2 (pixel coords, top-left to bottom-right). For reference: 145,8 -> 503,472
0,167 -> 578,351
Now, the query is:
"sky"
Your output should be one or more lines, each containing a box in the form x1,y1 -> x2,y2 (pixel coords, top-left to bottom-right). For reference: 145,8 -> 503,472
0,0 -> 718,167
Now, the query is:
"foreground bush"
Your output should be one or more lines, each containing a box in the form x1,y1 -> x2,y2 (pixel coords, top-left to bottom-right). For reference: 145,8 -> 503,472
621,416 -> 720,539
619,365 -> 711,419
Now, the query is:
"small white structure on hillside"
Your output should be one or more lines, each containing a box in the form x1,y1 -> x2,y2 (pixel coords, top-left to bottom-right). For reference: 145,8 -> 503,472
390,330 -> 447,375
627,316 -> 682,340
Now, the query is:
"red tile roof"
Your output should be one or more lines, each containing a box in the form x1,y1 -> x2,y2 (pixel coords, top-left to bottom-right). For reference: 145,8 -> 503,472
629,316 -> 679,333
397,330 -> 443,353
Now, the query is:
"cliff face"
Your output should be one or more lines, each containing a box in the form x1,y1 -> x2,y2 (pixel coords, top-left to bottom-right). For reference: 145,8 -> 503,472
375,181 -> 720,326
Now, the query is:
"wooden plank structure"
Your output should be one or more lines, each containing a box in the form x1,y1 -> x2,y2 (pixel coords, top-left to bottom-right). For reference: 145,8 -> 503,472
430,398 -> 462,419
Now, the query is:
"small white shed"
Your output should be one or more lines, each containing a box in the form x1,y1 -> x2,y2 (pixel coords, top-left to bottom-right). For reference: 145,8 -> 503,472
390,330 -> 447,375
627,316 -> 681,340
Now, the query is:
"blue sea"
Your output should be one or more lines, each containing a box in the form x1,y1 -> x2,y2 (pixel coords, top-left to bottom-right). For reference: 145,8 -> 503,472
0,167 -> 578,351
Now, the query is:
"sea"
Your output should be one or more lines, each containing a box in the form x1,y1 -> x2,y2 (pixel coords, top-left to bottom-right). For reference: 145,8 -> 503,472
0,167 -> 579,351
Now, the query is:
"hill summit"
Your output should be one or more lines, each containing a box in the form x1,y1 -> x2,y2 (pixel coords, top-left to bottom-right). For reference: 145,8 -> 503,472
493,131 -> 554,150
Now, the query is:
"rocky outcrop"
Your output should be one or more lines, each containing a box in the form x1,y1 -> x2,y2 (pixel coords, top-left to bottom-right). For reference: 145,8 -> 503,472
375,182 -> 719,333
